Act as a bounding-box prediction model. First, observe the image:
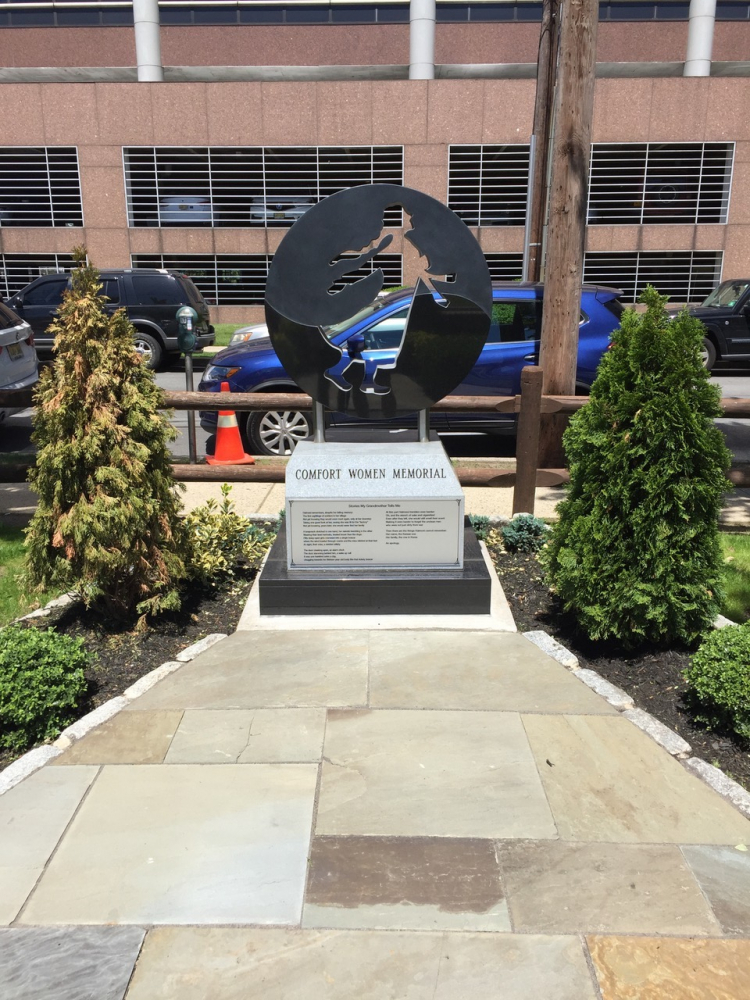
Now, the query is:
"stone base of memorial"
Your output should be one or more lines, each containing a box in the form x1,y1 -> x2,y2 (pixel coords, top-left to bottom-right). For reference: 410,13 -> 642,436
258,441 -> 491,616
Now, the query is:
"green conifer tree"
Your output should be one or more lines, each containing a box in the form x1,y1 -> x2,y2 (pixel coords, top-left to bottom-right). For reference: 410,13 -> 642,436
543,286 -> 731,647
25,249 -> 190,617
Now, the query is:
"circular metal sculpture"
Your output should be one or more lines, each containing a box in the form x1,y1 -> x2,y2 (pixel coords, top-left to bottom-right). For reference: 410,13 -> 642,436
265,184 -> 492,419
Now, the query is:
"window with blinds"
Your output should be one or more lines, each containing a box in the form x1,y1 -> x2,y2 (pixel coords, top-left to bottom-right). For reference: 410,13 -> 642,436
583,250 -> 723,303
131,253 -> 403,305
448,145 -> 530,227
123,146 -> 404,229
0,253 -> 77,299
484,254 -> 524,281
0,148 -> 83,228
588,143 -> 734,225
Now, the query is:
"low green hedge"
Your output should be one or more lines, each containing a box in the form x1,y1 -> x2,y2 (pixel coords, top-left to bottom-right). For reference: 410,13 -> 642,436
685,624 -> 750,740
0,626 -> 89,752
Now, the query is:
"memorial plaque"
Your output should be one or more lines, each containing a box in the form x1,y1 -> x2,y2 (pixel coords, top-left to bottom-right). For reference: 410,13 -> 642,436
285,441 -> 463,570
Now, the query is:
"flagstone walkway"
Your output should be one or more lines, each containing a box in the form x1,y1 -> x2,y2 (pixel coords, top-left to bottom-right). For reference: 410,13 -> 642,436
2,628 -> 750,999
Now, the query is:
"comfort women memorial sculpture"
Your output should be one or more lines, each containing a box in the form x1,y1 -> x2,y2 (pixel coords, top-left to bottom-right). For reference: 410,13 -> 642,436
258,184 -> 494,615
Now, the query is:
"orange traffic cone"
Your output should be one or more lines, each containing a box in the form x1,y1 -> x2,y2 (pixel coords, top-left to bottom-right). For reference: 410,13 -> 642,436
206,381 -> 255,466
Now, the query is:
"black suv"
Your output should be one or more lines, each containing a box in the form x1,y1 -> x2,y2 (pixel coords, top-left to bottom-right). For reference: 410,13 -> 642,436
674,278 -> 750,371
5,269 -> 214,369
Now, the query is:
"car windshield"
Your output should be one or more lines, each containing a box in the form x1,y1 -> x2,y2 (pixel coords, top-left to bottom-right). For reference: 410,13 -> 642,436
702,280 -> 750,308
322,300 -> 388,340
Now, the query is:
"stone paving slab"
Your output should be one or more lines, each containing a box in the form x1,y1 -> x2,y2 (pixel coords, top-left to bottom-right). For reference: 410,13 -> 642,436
0,766 -> 98,924
126,631 -> 369,710
316,709 -> 556,839
495,840 -> 720,935
0,867 -> 43,927
523,714 -> 750,844
21,763 -> 318,926
587,935 -> 750,1000
124,927 -> 600,1000
165,708 -> 326,764
681,845 -> 750,935
52,711 -> 184,765
303,835 -> 510,931
368,630 -> 616,713
0,927 -> 145,1000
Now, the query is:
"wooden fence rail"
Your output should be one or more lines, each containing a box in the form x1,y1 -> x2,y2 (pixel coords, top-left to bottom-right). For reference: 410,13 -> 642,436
4,373 -> 750,514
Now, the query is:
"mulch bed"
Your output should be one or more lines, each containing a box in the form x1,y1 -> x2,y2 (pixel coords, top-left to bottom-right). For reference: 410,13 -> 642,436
489,546 -> 750,792
0,570 -> 257,773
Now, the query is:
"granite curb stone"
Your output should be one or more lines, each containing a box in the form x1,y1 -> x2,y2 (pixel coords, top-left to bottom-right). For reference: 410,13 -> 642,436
574,669 -> 635,710
622,708 -> 692,758
714,614 -> 737,629
0,746 -> 63,796
123,661 -> 184,700
685,757 -> 750,820
522,631 -> 579,670
176,633 -> 228,662
11,592 -> 79,625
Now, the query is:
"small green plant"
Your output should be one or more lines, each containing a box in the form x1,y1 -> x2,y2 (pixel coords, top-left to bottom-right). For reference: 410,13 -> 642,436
543,286 -> 731,647
0,626 -> 89,752
501,514 -> 550,553
469,514 -> 491,541
185,484 -> 276,584
685,624 -> 750,739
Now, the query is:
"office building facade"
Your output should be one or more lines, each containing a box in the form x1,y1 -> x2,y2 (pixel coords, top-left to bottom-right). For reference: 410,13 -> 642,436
1,0 -> 749,322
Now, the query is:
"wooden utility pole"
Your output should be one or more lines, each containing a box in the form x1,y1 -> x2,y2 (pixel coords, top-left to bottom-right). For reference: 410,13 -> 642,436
527,0 -> 559,283
537,0 -> 598,467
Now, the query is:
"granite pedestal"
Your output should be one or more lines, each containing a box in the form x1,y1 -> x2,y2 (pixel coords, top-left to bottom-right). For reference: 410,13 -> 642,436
259,441 -> 490,616
258,521 -> 491,616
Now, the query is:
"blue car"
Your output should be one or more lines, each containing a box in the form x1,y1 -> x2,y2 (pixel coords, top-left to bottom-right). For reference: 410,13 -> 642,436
199,282 -> 623,456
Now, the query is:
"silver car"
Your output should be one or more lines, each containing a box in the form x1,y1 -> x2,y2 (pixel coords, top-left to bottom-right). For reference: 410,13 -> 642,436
250,195 -> 314,225
0,301 -> 38,422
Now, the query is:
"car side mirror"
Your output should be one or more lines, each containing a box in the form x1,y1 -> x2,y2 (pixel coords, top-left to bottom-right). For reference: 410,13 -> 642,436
347,333 -> 365,355
9,297 -> 22,312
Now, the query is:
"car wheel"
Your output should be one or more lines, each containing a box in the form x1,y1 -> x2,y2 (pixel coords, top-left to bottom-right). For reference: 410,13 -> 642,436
132,331 -> 163,370
701,337 -> 717,371
247,408 -> 312,456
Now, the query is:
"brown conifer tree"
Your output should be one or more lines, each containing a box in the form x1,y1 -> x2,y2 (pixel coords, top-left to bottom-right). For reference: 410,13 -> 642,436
25,249 -> 190,617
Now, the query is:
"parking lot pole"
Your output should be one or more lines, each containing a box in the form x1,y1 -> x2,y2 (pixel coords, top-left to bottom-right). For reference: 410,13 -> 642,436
176,306 -> 199,464
184,354 -> 197,464
537,0 -> 598,466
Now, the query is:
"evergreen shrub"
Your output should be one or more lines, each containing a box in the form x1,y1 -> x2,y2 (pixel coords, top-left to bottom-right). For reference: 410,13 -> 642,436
501,514 -> 549,553
685,624 -> 750,739
185,484 -> 276,584
24,249 -> 190,618
0,626 -> 88,752
543,286 -> 731,647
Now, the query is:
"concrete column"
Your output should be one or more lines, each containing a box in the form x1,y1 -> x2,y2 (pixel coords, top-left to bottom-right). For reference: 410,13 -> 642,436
684,0 -> 717,77
410,0 -> 436,80
133,0 -> 163,82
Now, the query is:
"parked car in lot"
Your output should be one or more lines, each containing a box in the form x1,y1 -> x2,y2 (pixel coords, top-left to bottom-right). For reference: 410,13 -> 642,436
5,269 -> 215,369
675,278 -> 750,370
157,195 -> 214,226
249,195 -> 314,226
199,282 -> 624,456
0,301 -> 38,423
229,322 -> 270,346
